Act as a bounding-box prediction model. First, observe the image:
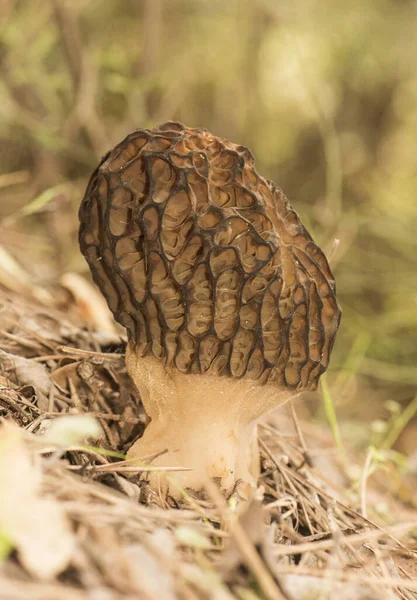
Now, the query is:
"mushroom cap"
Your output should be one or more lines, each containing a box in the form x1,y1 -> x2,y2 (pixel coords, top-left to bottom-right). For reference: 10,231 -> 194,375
79,122 -> 341,391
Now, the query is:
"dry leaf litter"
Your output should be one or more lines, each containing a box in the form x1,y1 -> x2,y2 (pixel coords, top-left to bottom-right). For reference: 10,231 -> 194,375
0,284 -> 416,600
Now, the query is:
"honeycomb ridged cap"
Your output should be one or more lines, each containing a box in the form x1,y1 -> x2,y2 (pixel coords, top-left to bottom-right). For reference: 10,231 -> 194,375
79,122 -> 341,390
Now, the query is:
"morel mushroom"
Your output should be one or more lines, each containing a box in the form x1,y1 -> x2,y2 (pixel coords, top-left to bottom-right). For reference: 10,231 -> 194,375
79,122 -> 341,498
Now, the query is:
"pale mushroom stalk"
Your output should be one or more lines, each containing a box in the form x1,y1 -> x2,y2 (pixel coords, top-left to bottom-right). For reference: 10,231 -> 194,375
126,350 -> 292,494
79,122 -> 341,499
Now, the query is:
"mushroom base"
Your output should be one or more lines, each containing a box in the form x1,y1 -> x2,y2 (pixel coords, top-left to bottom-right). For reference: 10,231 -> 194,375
126,344 -> 293,499
128,412 -> 259,498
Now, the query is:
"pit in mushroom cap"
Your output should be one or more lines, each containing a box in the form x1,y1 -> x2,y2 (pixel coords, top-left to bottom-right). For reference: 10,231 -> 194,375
79,122 -> 342,499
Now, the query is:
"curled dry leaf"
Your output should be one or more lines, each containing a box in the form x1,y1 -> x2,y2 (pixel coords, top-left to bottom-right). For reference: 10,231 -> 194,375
0,422 -> 74,580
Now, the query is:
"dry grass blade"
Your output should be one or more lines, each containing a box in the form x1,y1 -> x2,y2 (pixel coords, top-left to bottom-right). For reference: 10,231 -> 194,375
68,463 -> 194,473
58,345 -> 125,360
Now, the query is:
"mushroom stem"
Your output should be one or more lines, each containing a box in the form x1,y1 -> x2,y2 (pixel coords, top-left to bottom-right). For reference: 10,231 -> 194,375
126,343 -> 292,498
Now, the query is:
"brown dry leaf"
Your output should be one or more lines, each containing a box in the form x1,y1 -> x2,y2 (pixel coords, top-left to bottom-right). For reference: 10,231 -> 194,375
0,422 -> 74,580
50,360 -> 83,391
0,350 -> 51,396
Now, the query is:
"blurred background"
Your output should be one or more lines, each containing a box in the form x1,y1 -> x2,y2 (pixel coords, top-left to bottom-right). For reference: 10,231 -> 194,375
0,0 -> 416,456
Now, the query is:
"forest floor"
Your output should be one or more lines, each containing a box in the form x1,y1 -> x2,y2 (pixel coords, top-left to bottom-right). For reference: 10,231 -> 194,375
0,283 -> 416,600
